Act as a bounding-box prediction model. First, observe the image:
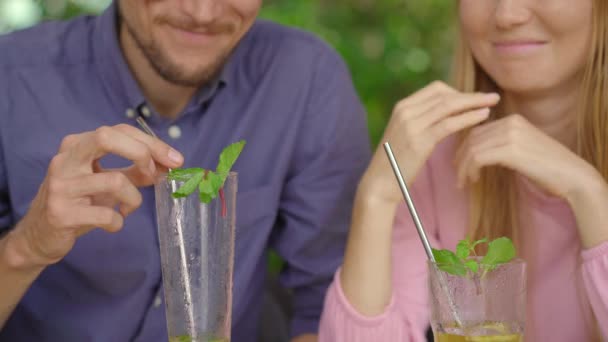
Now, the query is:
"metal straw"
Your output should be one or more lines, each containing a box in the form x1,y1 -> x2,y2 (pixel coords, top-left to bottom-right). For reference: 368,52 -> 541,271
383,142 -> 463,329
136,116 -> 196,337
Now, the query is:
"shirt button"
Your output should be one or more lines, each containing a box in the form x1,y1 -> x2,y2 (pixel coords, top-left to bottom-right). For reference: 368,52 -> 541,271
141,106 -> 152,118
168,125 -> 182,139
153,295 -> 162,308
125,108 -> 136,119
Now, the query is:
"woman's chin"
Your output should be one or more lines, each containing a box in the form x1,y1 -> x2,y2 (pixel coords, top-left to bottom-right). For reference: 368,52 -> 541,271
493,79 -> 559,98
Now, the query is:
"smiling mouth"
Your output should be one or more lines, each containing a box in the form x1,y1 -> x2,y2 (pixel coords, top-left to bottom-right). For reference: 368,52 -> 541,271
168,25 -> 222,45
493,40 -> 547,54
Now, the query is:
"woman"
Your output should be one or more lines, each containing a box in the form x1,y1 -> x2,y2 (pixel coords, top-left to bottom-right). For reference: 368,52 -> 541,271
319,1 -> 607,341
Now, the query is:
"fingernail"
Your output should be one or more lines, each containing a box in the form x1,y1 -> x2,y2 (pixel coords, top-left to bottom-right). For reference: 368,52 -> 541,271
148,159 -> 156,175
477,108 -> 490,116
168,148 -> 183,164
486,93 -> 500,100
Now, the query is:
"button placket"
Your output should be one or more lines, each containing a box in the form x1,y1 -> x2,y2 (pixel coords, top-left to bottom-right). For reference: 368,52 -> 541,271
125,108 -> 136,119
153,295 -> 162,308
140,106 -> 152,118
168,125 -> 182,139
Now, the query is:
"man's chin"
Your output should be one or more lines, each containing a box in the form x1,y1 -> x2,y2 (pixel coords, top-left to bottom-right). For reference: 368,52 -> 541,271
153,60 -> 225,87
143,39 -> 232,87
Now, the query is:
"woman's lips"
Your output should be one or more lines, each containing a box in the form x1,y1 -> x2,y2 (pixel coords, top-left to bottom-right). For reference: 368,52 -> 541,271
493,40 -> 547,54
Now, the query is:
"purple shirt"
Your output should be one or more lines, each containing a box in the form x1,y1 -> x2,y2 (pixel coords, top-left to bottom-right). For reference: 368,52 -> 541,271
0,3 -> 370,341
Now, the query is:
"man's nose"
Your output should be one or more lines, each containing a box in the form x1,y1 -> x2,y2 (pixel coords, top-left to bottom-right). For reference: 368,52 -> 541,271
179,0 -> 222,24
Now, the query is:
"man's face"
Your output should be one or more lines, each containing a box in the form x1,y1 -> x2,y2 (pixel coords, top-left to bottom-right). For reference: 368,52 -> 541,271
118,0 -> 262,87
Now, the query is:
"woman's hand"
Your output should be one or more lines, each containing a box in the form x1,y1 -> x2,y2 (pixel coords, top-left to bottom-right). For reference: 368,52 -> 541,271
455,114 -> 608,247
359,81 -> 499,205
339,82 -> 499,317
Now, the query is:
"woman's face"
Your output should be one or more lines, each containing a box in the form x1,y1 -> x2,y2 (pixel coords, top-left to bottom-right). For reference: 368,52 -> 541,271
459,0 -> 593,96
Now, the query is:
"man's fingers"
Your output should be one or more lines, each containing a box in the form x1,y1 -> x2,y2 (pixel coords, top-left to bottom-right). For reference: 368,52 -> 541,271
113,124 -> 184,168
65,172 -> 143,216
63,125 -> 183,177
72,206 -> 125,236
89,164 -> 159,187
65,127 -> 154,176
118,165 -> 165,187
58,133 -> 85,153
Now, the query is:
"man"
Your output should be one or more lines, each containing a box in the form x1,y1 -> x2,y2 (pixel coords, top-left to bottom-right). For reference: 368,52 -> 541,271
0,1 -> 370,341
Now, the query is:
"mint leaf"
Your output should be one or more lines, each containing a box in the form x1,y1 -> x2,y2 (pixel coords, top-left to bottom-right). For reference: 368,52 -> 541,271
471,238 -> 488,251
456,239 -> 471,260
172,171 -> 204,198
464,259 -> 479,273
167,168 -> 203,181
481,237 -> 516,271
432,248 -> 467,276
198,171 -> 223,204
168,168 -> 204,182
167,140 -> 245,208
217,140 -> 246,178
434,237 -> 515,278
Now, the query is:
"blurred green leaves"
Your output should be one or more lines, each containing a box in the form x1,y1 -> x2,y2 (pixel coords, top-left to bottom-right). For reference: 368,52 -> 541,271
260,0 -> 456,144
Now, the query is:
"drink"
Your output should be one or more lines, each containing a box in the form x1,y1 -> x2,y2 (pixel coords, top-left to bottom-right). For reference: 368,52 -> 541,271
428,260 -> 526,341
434,322 -> 523,342
435,333 -> 522,342
155,173 -> 237,342
169,336 -> 230,342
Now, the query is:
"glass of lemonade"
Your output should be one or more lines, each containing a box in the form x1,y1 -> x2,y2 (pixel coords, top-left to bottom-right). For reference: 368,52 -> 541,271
155,173 -> 237,342
428,259 -> 526,342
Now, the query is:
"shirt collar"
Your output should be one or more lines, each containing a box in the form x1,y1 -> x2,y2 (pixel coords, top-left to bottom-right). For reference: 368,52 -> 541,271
93,1 -> 228,118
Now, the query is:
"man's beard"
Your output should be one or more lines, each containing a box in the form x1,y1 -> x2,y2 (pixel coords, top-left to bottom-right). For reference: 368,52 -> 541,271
123,19 -> 231,87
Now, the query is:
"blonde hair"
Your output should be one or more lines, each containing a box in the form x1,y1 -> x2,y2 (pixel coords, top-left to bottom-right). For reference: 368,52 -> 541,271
451,1 -> 608,340
451,16 -> 519,253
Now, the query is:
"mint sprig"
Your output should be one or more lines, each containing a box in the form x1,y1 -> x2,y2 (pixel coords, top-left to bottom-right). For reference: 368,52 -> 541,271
431,237 -> 515,277
172,171 -> 204,198
433,249 -> 467,276
167,140 -> 246,209
217,141 -> 245,177
481,237 -> 516,272
198,171 -> 223,203
166,168 -> 204,182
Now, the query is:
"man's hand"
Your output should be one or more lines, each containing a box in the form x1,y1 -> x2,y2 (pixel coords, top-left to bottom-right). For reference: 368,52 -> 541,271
9,124 -> 183,269
292,334 -> 317,342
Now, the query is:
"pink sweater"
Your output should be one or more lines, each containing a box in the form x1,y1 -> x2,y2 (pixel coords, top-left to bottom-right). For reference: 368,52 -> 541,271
319,136 -> 608,341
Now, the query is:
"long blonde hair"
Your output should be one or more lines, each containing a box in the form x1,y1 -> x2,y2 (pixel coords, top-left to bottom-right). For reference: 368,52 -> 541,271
451,1 -> 608,340
452,0 -> 608,251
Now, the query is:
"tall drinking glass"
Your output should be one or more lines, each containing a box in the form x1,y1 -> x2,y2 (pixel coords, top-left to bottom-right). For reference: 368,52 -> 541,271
155,173 -> 237,342
429,259 -> 526,342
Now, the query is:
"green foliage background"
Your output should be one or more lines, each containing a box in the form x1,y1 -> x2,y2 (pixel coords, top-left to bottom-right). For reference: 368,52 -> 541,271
1,0 -> 457,272
261,1 -> 457,144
